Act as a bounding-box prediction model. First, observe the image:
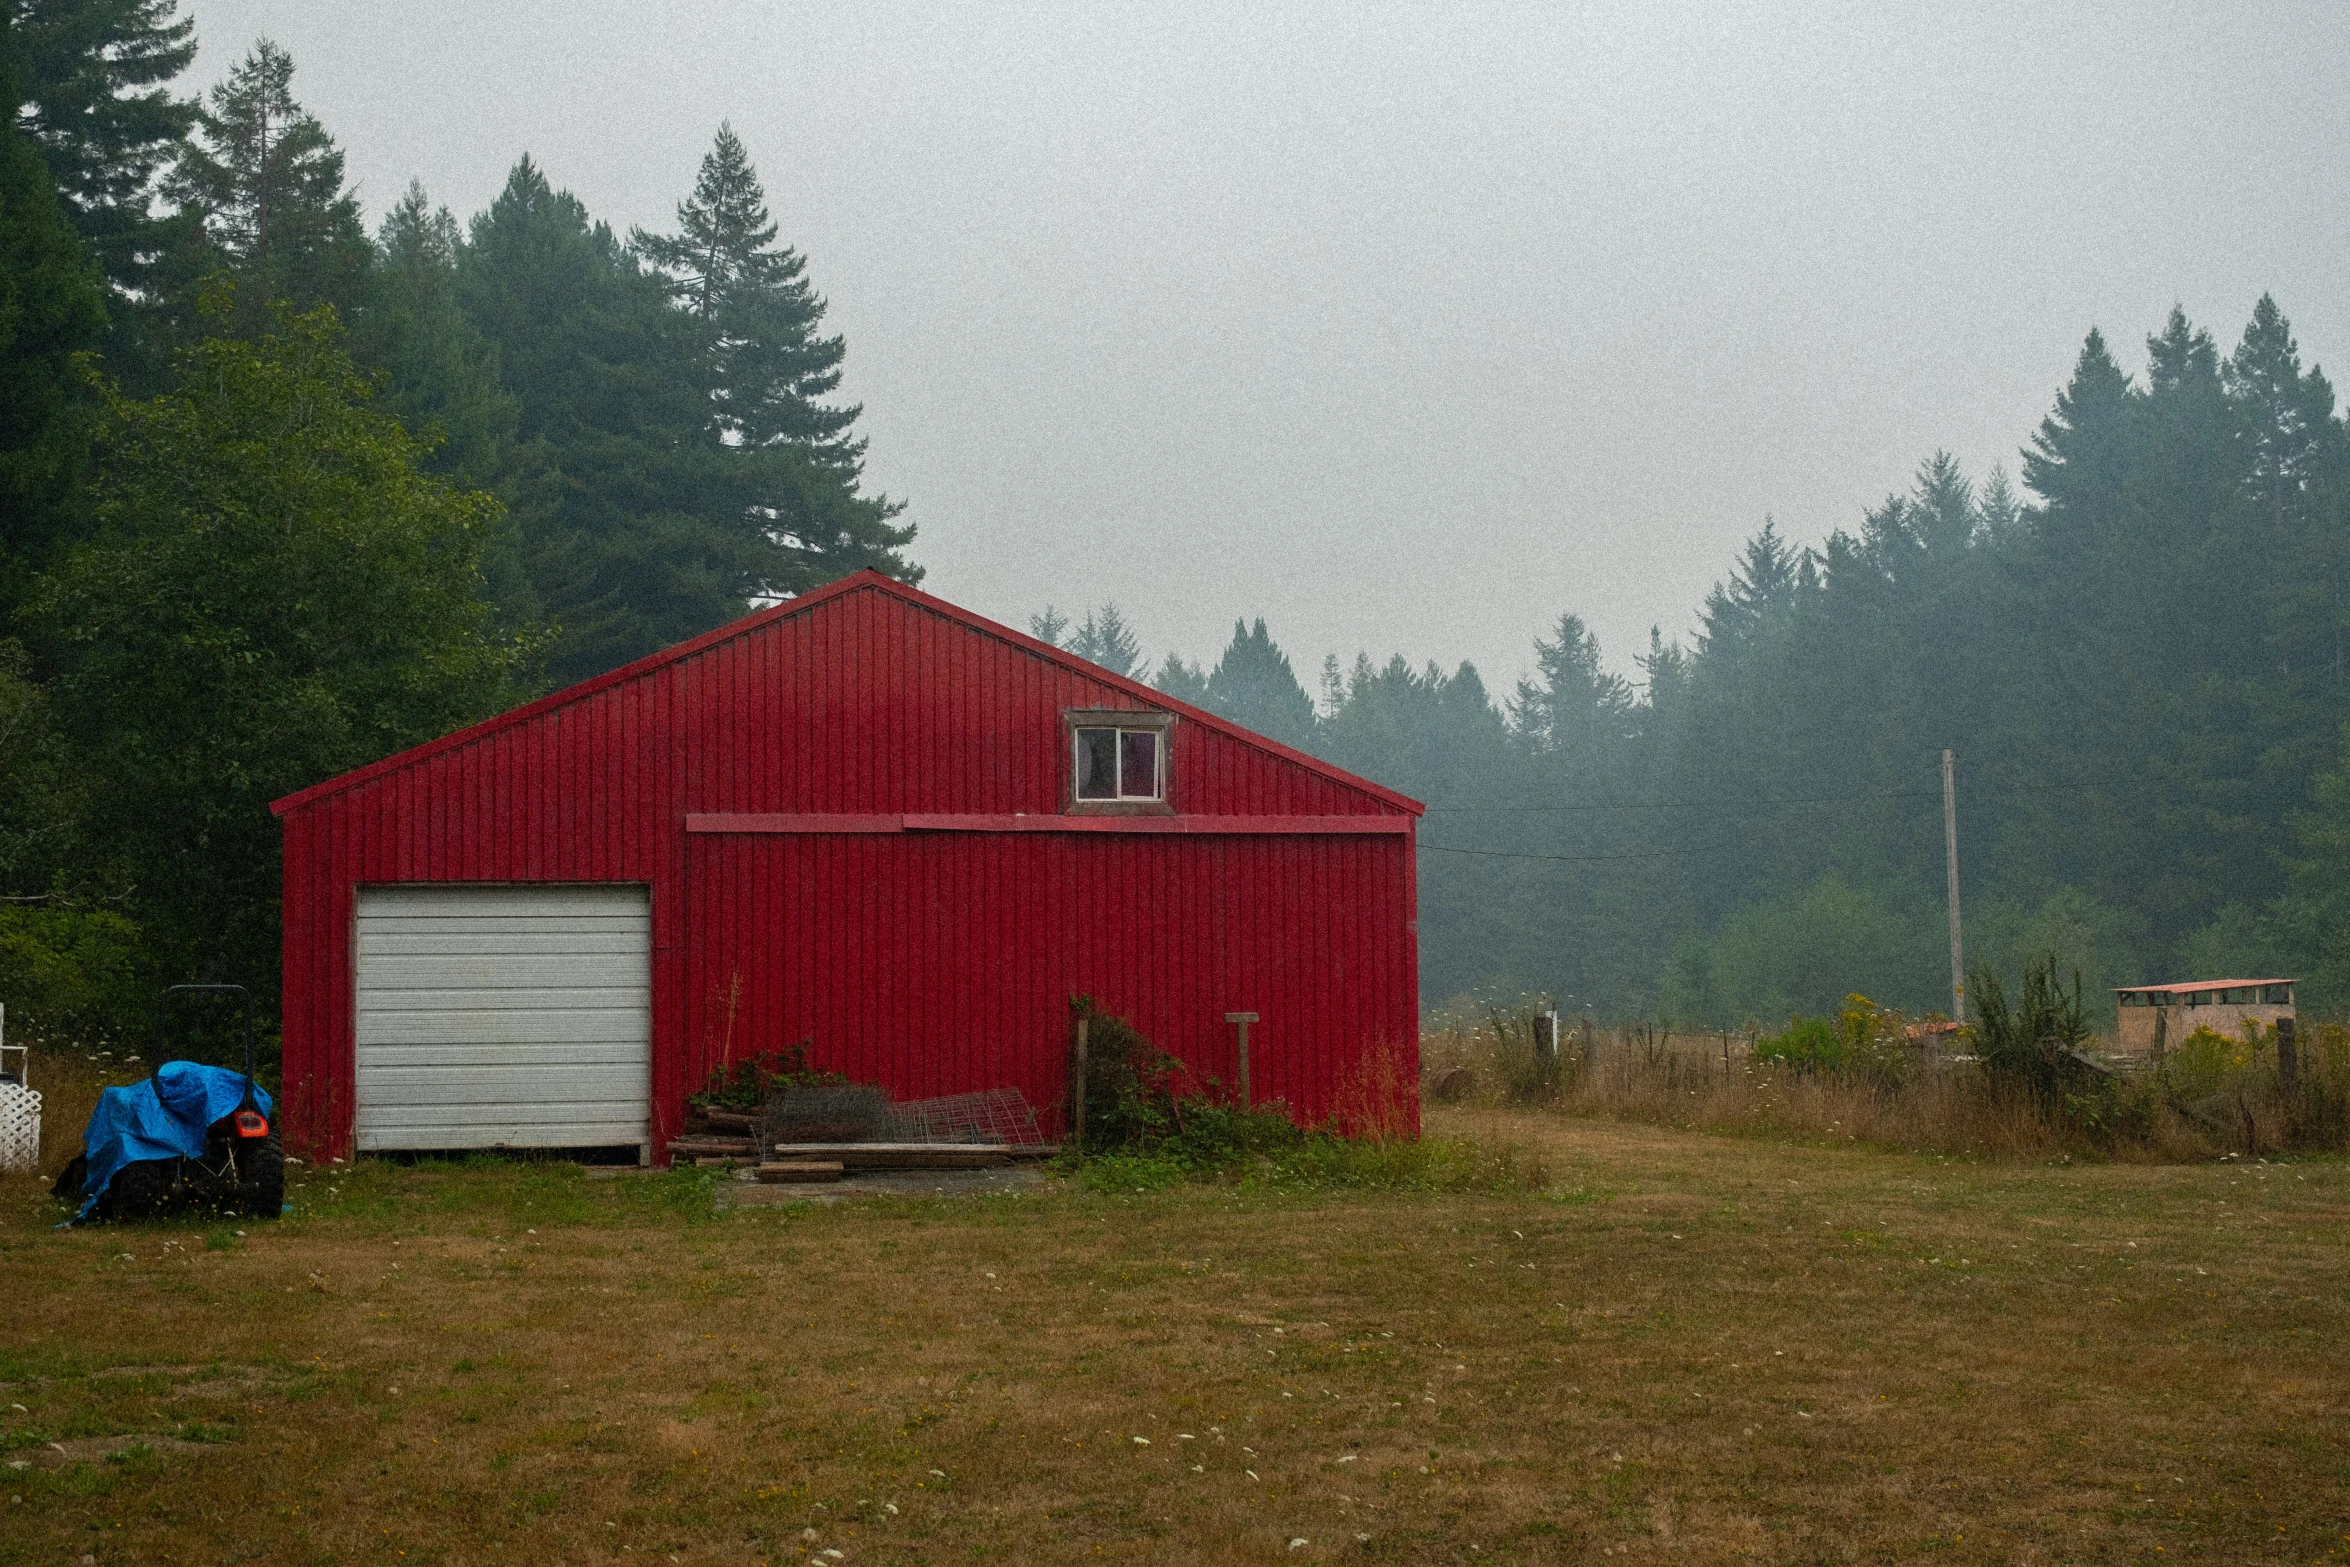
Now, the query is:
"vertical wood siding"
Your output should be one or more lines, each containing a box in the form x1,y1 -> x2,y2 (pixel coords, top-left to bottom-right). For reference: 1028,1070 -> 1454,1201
277,575 -> 1419,1157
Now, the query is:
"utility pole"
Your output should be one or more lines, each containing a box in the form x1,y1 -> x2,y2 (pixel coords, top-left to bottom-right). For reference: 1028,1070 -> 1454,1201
1943,748 -> 1965,1024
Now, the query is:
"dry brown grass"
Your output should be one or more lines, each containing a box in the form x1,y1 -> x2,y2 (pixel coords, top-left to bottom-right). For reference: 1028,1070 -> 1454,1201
6,1056 -> 2350,1564
1420,1017 -> 2237,1162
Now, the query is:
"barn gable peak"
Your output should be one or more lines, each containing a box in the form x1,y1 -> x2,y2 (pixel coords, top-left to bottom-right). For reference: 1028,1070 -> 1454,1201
272,571 -> 1422,818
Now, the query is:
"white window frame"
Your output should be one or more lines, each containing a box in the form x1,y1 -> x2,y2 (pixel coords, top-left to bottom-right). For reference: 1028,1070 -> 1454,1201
1064,709 -> 1174,813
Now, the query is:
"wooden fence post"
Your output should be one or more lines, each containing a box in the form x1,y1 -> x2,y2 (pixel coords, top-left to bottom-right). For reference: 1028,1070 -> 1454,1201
1070,1014 -> 1089,1143
2278,1014 -> 2299,1097
1226,1012 -> 1258,1108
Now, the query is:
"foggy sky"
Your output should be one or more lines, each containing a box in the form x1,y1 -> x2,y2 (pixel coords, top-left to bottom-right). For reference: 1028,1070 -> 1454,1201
190,2 -> 2350,696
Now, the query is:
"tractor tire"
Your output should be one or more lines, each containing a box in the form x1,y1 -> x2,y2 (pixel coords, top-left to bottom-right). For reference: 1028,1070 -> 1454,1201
237,1129 -> 284,1219
51,1152 -> 88,1202
102,1157 -> 181,1221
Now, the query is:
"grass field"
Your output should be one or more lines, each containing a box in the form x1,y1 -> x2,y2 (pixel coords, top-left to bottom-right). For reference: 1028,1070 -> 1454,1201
4,1107 -> 2348,1565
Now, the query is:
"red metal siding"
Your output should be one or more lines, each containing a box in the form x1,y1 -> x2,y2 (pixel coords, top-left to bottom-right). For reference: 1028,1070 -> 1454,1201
274,573 -> 1421,1158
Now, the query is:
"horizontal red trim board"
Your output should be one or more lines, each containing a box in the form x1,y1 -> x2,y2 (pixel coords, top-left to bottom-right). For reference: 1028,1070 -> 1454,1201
910,814 -> 1411,836
685,813 -> 903,834
682,813 -> 1413,836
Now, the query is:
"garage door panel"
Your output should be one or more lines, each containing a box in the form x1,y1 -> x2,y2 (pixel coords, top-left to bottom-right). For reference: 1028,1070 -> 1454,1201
355,885 -> 650,1152
356,985 -> 645,1012
359,957 -> 646,990
356,1117 -> 647,1151
352,1019 -> 643,1052
359,930 -> 649,957
361,1098 -> 650,1127
358,1065 -> 647,1106
357,887 -> 646,918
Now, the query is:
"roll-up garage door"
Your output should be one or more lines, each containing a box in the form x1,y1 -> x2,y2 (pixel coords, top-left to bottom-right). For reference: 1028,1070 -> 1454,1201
354,885 -> 651,1153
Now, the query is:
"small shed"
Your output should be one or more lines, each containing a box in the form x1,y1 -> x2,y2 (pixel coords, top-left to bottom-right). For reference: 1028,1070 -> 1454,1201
271,572 -> 1424,1162
2112,979 -> 2296,1056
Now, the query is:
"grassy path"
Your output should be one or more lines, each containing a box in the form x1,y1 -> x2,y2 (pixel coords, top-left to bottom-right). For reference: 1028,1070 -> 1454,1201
3,1109 -> 2346,1564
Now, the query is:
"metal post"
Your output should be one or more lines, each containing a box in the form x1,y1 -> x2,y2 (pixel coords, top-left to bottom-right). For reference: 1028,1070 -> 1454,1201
1943,748 -> 1965,1024
1226,1012 -> 1258,1107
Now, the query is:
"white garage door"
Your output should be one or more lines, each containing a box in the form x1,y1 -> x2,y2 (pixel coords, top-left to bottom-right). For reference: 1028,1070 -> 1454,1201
354,885 -> 651,1153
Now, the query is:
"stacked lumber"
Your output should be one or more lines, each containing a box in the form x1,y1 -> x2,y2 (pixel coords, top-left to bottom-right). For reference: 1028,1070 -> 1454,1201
756,1160 -> 846,1184
666,1134 -> 754,1160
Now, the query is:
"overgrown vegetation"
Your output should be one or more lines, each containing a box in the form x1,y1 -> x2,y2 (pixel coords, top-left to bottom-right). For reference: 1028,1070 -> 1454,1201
686,1038 -> 842,1110
1426,967 -> 2350,1162
1069,1000 -> 1538,1193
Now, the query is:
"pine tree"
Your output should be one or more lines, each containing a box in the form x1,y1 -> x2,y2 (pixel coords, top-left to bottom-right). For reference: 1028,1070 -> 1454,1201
8,0 -> 195,380
1695,519 -> 1804,660
633,124 -> 856,452
1974,464 -> 2026,542
361,182 -> 519,484
1027,605 -> 1068,648
1151,652 -> 1209,705
162,38 -> 371,335
1204,618 -> 1315,748
1067,604 -> 1140,678
352,180 -> 532,629
2225,294 -> 2336,530
457,156 -> 742,681
1509,613 -> 1633,757
631,125 -> 913,606
0,9 -> 106,579
2146,304 -> 2218,397
1639,627 -> 1689,711
2021,327 -> 2136,516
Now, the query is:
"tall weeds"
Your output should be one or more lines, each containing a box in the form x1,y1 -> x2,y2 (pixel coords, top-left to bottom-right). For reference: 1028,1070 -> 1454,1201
1422,998 -> 2350,1161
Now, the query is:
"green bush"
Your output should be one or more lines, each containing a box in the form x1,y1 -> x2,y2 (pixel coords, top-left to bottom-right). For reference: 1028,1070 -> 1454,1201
1750,995 -> 1913,1085
1066,1000 -> 1540,1194
687,1038 -> 842,1109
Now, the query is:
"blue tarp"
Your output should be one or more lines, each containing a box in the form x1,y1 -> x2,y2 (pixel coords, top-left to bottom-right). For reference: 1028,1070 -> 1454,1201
69,1061 -> 271,1224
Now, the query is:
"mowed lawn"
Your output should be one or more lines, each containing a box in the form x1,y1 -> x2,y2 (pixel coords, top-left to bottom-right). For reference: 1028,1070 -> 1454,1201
3,1108 -> 2347,1566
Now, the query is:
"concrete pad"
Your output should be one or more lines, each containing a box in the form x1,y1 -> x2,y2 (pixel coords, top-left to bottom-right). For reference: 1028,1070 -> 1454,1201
715,1163 -> 1051,1207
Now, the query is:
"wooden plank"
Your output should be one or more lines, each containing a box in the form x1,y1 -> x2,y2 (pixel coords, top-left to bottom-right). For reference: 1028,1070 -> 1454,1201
771,1142 -> 1014,1168
756,1160 -> 846,1183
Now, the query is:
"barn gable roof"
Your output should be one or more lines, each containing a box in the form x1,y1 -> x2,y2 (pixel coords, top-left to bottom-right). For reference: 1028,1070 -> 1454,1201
271,570 -> 1423,818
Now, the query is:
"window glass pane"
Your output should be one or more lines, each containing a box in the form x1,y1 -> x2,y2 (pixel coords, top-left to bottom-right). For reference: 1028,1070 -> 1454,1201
1120,729 -> 1160,798
1075,728 -> 1118,798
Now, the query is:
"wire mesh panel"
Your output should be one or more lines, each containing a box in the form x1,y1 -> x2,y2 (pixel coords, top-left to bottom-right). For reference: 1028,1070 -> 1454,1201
883,1088 -> 1045,1146
757,1083 -> 1047,1147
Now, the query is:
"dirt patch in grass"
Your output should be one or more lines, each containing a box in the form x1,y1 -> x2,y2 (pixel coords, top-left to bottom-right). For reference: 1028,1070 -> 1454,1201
1,1109 -> 2346,1563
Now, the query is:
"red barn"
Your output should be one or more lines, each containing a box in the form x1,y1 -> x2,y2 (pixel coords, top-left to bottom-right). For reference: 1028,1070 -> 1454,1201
271,572 -> 1422,1161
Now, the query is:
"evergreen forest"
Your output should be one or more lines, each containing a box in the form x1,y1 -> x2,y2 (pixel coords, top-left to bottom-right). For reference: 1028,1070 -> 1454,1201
1077,307 -> 2350,1026
3,3 -> 2346,1050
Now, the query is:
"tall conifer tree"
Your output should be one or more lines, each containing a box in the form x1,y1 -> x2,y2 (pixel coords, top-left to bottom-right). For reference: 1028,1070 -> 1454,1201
633,124 -> 913,604
8,0 -> 195,381
163,38 -> 370,334
1510,613 -> 1632,758
0,8 -> 106,579
1205,619 -> 1315,748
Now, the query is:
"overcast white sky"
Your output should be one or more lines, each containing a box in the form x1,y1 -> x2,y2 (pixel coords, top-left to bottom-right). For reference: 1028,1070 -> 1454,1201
191,2 -> 2350,694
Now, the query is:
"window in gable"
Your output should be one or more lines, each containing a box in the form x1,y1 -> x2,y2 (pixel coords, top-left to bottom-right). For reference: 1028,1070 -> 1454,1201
1066,710 -> 1171,808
